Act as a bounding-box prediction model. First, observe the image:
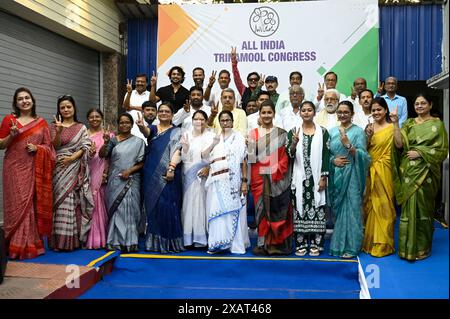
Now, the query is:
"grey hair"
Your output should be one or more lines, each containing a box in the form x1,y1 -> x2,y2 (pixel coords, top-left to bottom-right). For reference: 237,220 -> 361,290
221,87 -> 235,98
324,88 -> 339,98
288,84 -> 305,95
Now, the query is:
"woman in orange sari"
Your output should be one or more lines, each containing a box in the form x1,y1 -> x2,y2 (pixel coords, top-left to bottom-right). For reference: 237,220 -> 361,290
362,97 -> 396,257
0,88 -> 55,260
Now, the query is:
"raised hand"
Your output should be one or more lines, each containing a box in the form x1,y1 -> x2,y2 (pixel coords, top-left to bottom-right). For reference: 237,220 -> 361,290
231,46 -> 237,62
208,70 -> 217,87
211,101 -> 219,117
126,79 -> 133,93
317,83 -> 325,100
136,112 -> 145,129
377,81 -> 384,95
150,71 -> 157,87
212,132 -> 221,147
180,132 -> 189,151
26,141 -> 37,153
103,125 -> 111,144
339,127 -> 351,147
183,99 -> 190,113
291,126 -> 301,146
9,118 -> 19,137
350,86 -> 357,100
53,115 -> 64,134
258,74 -> 265,88
389,105 -> 399,124
365,123 -> 374,139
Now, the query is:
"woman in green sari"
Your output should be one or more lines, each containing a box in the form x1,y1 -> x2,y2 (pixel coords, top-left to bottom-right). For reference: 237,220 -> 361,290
391,94 -> 448,261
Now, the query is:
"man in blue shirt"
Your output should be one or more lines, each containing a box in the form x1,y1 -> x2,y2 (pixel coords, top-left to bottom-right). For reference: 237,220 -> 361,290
379,76 -> 408,127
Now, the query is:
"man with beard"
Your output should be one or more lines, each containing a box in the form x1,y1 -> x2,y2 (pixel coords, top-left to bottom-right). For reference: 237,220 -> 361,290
192,67 -> 205,89
274,84 -> 304,132
123,73 -> 150,142
314,71 -> 346,113
247,91 -> 270,134
173,86 -> 211,130
315,89 -> 341,130
150,66 -> 190,113
204,69 -> 242,110
207,88 -> 247,137
142,100 -> 158,126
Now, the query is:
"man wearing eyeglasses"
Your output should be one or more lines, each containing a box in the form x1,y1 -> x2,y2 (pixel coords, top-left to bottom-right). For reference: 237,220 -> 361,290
250,75 -> 280,107
274,84 -> 304,132
275,71 -> 310,114
314,71 -> 346,113
208,88 -> 247,137
315,89 -> 341,130
123,73 -> 150,142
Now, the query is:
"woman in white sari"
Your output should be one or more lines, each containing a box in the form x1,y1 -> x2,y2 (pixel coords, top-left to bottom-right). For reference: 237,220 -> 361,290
203,110 -> 250,254
180,110 -> 214,247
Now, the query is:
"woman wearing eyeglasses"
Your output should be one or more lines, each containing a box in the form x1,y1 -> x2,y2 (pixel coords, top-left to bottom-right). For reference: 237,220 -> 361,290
99,113 -> 145,252
328,101 -> 370,258
138,102 -> 185,253
203,110 -> 250,254
391,94 -> 448,261
0,88 -> 55,259
50,95 -> 94,251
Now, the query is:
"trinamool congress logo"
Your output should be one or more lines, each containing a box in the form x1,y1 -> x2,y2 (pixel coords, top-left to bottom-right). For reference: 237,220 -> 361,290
249,7 -> 280,37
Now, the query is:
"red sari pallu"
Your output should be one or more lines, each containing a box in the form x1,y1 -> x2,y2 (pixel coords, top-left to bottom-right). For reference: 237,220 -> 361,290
0,115 -> 55,260
249,127 -> 293,255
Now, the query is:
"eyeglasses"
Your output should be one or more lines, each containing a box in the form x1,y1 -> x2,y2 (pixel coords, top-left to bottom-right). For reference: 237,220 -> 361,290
57,94 -> 72,100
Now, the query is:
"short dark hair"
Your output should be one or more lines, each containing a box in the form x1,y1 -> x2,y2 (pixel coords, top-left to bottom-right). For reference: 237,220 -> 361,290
13,87 -> 37,117
257,90 -> 270,100
142,100 -> 157,110
87,108 -> 104,119
218,69 -> 230,78
159,101 -> 174,114
192,67 -> 204,75
246,72 -> 260,81
57,95 -> 79,123
190,86 -> 204,95
135,73 -> 148,82
359,89 -> 374,99
371,97 -> 391,123
290,71 -> 303,81
324,71 -> 338,82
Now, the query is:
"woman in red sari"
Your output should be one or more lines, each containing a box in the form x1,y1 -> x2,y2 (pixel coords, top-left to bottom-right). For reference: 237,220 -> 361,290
0,87 -> 55,260
248,100 -> 293,256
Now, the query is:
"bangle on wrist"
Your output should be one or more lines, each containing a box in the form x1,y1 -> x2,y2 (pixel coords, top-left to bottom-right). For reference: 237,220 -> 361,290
168,168 -> 175,173
241,177 -> 248,183
345,143 -> 353,149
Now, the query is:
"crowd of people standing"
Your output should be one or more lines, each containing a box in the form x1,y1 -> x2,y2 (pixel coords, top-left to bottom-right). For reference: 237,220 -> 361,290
1,54 -> 448,262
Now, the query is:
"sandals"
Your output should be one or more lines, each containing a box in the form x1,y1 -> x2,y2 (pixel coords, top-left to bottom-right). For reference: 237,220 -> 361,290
309,248 -> 320,257
295,248 -> 307,256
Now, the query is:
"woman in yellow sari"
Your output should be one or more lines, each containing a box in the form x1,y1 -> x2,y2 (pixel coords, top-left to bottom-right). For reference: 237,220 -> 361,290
362,98 -> 396,257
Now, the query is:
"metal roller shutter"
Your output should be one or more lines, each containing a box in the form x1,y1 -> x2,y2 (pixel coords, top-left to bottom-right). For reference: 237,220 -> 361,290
0,10 -> 100,222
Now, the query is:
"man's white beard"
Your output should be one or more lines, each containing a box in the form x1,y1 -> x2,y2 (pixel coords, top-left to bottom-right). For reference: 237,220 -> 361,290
326,103 -> 338,113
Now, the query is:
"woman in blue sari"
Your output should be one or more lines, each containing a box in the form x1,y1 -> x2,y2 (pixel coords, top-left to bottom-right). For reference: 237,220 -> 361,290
99,113 -> 145,252
139,102 -> 185,253
329,101 -> 371,258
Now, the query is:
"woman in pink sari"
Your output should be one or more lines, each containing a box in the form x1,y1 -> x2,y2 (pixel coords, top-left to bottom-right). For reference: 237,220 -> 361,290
50,95 -> 94,251
85,108 -> 113,249
0,87 -> 55,260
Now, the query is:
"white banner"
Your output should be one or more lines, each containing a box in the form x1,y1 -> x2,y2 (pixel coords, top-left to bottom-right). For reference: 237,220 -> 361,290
157,0 -> 379,100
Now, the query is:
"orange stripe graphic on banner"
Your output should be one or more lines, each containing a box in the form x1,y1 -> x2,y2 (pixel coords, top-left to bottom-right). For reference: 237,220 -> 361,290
158,5 -> 199,68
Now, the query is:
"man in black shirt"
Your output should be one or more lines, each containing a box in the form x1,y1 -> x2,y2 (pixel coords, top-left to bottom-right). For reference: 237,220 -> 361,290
150,66 -> 190,113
